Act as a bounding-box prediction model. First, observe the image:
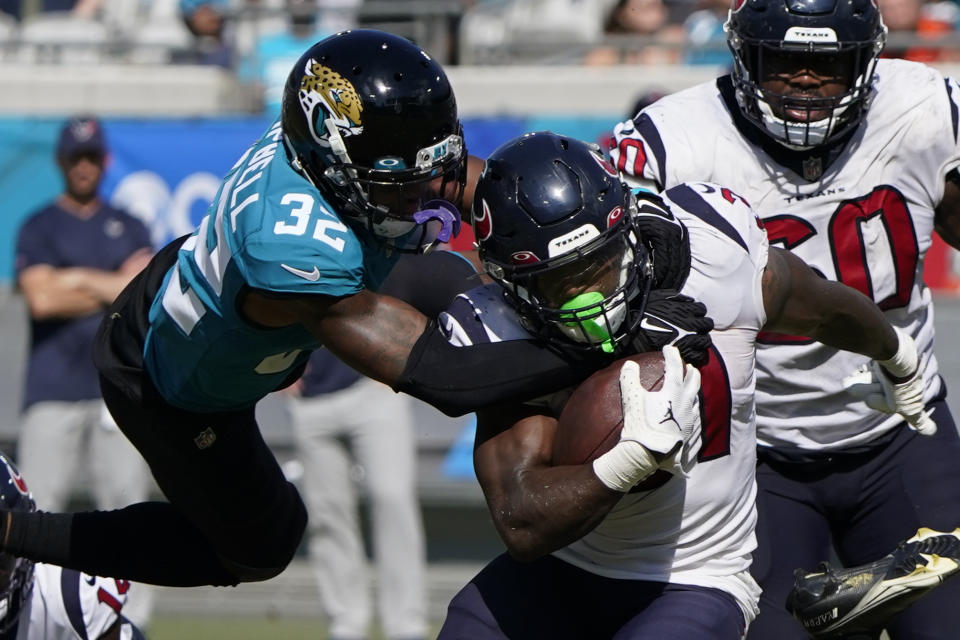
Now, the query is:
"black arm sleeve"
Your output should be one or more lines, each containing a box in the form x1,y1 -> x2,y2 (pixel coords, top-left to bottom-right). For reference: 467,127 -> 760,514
395,320 -> 593,417
379,251 -> 481,317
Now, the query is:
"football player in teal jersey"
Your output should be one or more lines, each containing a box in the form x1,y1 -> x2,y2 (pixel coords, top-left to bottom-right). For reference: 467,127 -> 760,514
0,29 -> 673,589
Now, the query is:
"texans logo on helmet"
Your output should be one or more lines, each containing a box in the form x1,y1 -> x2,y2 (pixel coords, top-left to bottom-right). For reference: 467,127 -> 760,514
475,199 -> 493,241
2,461 -> 28,496
731,0 -> 747,11
607,205 -> 623,228
592,150 -> 619,178
510,251 -> 540,264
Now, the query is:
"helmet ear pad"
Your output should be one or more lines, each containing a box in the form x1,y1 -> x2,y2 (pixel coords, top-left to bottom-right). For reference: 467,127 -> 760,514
474,131 -> 653,354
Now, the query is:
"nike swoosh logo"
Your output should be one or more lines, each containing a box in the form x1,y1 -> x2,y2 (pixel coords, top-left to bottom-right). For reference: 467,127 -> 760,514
255,349 -> 303,374
641,314 -> 696,340
640,316 -> 677,334
281,264 -> 321,281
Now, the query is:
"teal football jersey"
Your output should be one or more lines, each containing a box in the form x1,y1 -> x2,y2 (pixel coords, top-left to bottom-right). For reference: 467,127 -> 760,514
144,120 -> 399,412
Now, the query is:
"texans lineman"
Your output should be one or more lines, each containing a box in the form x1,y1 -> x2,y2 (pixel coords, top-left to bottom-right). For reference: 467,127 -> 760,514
609,0 -> 960,636
0,452 -> 143,640
435,132 -> 932,639
0,31 -> 597,589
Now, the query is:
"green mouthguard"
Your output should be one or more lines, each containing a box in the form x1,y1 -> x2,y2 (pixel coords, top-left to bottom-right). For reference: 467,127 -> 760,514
559,291 -> 614,353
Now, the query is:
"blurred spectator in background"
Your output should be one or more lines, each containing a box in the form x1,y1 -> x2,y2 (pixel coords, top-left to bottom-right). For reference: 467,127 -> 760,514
178,0 -> 234,67
584,0 -> 684,65
284,249 -> 477,640
317,0 -> 360,34
13,116 -> 155,631
240,0 -> 330,115
880,0 -> 960,62
286,350 -> 427,640
682,0 -> 731,65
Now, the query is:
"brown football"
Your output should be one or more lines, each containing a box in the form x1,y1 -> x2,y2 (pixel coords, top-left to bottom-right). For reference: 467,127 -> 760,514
552,351 -> 671,491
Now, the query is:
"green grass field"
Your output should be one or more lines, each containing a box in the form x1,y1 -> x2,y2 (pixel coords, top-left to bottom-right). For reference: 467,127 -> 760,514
149,617 -> 328,640
147,617 -> 435,639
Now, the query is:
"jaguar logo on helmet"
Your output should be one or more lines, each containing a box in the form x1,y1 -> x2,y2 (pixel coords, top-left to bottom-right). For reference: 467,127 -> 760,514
475,199 -> 493,241
298,59 -> 363,147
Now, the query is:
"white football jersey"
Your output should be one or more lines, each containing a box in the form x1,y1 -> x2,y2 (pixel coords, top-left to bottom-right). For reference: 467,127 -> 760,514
16,564 -> 135,640
441,184 -> 768,623
611,59 -> 960,451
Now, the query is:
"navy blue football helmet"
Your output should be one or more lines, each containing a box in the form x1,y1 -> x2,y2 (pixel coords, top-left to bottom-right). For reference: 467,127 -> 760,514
725,0 -> 887,148
281,29 -> 466,252
474,132 -> 652,353
0,452 -> 34,635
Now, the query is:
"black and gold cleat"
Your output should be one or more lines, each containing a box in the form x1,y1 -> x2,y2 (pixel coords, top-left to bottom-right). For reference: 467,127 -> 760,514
786,527 -> 960,638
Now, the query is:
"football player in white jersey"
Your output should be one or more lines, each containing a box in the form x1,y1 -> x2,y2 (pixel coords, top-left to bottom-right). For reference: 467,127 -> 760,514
0,453 -> 143,640
608,0 -> 960,636
435,132 -> 930,639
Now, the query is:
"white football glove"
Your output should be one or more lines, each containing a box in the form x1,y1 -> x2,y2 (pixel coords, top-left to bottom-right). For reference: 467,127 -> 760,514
843,327 -> 936,436
593,345 -> 703,492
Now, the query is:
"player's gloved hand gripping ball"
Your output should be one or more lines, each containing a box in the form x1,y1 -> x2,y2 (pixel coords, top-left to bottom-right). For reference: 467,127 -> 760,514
592,345 -> 702,492
844,326 -> 936,435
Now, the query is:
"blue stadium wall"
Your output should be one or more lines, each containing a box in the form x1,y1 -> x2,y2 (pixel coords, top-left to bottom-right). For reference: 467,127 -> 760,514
0,115 -> 617,283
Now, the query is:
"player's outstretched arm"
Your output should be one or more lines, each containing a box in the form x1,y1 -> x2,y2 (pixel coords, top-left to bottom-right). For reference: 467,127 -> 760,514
242,287 -> 429,386
242,287 -> 591,416
761,247 -> 934,434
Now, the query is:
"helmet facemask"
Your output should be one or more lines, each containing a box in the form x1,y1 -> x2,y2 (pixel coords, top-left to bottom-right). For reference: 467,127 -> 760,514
727,23 -> 886,149
292,127 -> 466,254
336,132 -> 467,252
488,209 -> 653,354
0,553 -> 33,635
0,453 -> 35,634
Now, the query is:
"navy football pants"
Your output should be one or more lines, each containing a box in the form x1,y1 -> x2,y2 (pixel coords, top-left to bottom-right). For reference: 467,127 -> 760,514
438,553 -> 745,640
748,399 -> 960,640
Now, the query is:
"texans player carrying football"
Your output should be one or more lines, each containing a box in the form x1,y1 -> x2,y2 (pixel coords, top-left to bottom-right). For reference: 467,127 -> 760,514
435,132 -> 932,640
608,0 -> 960,637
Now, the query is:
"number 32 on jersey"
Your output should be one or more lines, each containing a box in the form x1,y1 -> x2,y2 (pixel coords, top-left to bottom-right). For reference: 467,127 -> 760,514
273,193 -> 348,252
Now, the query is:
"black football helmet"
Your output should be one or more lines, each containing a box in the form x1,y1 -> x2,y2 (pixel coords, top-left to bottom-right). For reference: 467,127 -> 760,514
725,0 -> 886,148
474,132 -> 652,354
281,29 -> 466,252
0,452 -> 34,635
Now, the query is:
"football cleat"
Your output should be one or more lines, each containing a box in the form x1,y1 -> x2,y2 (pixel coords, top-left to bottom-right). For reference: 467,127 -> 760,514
786,527 -> 960,638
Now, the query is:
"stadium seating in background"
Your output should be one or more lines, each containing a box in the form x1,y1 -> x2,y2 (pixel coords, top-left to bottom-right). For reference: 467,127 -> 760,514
17,11 -> 107,63
127,19 -> 194,65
